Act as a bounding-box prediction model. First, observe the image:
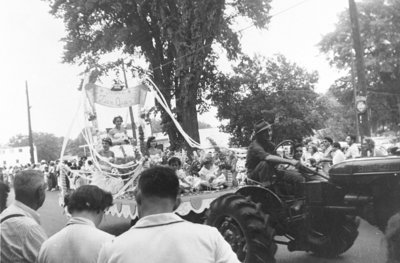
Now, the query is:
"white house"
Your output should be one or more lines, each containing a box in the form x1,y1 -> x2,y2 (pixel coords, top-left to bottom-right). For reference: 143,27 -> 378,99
0,146 -> 38,167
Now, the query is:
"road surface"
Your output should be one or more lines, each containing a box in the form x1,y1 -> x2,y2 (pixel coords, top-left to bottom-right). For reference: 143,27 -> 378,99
8,190 -> 388,262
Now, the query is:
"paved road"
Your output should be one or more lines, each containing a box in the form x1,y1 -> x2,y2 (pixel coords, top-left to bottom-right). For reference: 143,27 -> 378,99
9,190 -> 388,262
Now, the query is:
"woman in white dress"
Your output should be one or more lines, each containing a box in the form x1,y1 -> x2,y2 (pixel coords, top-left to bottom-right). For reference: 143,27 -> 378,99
145,136 -> 163,166
108,116 -> 130,145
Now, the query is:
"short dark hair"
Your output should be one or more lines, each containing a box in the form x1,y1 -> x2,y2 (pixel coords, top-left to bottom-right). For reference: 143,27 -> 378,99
323,137 -> 333,144
348,134 -> 357,142
113,116 -> 123,124
202,158 -> 213,167
333,142 -> 341,149
309,145 -> 318,153
64,185 -> 113,214
138,166 -> 179,200
294,143 -> 303,149
102,137 -> 113,146
14,170 -> 44,201
168,157 -> 181,167
146,136 -> 156,149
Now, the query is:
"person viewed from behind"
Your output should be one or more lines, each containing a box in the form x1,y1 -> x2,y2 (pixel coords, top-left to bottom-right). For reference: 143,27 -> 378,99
385,212 -> 400,263
365,138 -> 388,157
0,170 -> 48,263
0,181 -> 10,213
345,135 -> 360,159
38,185 -> 114,263
97,166 -> 240,263
331,142 -> 345,165
47,161 -> 57,191
246,119 -> 300,186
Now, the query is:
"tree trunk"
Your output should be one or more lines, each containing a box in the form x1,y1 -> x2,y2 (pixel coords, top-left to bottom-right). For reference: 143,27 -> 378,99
176,75 -> 200,150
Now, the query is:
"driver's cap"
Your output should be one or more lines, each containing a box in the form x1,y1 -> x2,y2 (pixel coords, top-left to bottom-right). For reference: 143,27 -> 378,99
254,119 -> 272,135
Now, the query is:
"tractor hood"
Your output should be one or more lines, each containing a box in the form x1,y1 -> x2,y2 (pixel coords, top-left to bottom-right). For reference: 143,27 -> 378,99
329,156 -> 400,186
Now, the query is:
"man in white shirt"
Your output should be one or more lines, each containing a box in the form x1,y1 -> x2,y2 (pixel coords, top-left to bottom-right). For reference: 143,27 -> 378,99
97,166 -> 240,263
319,137 -> 334,174
345,135 -> 360,159
0,169 -> 48,263
332,142 -> 346,165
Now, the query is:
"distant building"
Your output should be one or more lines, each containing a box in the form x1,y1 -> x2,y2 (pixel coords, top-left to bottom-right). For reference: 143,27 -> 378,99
0,146 -> 37,167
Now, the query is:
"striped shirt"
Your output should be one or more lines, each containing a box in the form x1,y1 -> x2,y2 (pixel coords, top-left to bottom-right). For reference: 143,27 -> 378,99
0,200 -> 48,263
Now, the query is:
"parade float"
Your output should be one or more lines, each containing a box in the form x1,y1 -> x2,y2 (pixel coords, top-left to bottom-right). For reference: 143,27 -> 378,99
59,69 -> 238,222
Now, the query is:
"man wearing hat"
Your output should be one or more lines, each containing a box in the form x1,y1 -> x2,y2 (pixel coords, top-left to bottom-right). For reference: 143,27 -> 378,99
246,119 -> 301,186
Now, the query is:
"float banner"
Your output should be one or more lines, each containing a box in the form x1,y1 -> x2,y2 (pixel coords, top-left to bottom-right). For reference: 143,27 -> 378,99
85,83 -> 148,108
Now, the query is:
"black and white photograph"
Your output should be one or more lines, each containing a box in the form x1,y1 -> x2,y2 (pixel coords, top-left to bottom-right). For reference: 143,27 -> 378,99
1,0 -> 400,262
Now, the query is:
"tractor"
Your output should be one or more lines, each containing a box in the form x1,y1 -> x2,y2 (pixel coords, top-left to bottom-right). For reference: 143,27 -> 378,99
205,140 -> 400,263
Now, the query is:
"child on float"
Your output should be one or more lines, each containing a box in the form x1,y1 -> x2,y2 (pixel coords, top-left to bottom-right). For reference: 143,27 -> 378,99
168,157 -> 192,192
196,158 -> 220,190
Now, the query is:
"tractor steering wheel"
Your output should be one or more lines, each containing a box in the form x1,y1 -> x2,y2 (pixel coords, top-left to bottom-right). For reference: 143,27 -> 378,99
273,140 -> 295,170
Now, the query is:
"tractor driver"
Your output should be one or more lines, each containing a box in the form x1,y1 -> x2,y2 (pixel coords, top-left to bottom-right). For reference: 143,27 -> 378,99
246,120 -> 304,190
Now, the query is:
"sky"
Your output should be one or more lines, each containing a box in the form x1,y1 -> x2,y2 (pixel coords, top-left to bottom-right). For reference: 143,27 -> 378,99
0,0 -> 349,145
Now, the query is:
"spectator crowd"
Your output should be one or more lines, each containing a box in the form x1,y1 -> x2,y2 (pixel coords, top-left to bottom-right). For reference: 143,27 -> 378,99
1,133 -> 399,263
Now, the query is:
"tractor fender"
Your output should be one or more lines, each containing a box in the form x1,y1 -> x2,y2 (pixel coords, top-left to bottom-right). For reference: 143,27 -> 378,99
236,186 -> 284,221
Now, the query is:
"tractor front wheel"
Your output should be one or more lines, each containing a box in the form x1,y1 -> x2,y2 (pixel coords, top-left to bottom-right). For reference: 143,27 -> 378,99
205,193 -> 277,263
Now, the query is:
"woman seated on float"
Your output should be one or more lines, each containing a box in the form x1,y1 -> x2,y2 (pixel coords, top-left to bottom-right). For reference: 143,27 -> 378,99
108,116 -> 131,145
168,157 -> 192,192
145,136 -> 163,166
97,137 -> 115,172
196,158 -> 221,190
92,137 -> 124,194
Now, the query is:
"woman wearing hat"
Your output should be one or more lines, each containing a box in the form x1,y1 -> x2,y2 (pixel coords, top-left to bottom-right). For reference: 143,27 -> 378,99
246,119 -> 301,186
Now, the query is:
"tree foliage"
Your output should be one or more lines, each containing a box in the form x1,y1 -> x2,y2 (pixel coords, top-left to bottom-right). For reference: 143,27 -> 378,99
210,54 -> 328,146
319,0 -> 400,133
46,0 -> 272,149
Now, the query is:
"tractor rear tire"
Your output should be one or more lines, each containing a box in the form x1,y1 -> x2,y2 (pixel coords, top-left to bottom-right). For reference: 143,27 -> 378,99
308,215 -> 359,257
205,193 -> 277,263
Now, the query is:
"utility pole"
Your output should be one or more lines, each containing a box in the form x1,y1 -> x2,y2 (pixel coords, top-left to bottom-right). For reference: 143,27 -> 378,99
350,63 -> 360,141
348,0 -> 371,156
25,81 -> 35,164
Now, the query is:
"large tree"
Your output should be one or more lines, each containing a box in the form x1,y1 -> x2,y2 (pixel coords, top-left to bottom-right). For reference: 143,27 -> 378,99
46,0 -> 272,149
319,0 -> 400,134
210,54 -> 328,146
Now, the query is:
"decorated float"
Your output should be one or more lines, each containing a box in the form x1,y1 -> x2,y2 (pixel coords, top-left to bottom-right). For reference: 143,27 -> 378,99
59,68 -> 241,220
